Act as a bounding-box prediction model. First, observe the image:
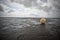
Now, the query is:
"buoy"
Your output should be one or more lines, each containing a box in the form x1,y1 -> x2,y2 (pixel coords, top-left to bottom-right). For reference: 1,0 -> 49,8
40,18 -> 46,24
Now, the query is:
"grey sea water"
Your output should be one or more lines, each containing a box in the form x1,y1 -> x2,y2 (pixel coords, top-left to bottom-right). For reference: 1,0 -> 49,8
0,17 -> 60,40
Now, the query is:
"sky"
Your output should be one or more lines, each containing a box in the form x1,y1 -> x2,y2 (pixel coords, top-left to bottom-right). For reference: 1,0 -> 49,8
0,0 -> 60,18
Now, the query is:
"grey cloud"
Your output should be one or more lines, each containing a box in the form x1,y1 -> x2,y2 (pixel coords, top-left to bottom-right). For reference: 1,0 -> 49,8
0,0 -> 59,18
0,5 -> 4,12
40,0 -> 47,3
4,0 -> 47,8
48,0 -> 60,18
0,12 -> 4,17
11,0 -> 37,7
10,0 -> 47,7
49,0 -> 60,9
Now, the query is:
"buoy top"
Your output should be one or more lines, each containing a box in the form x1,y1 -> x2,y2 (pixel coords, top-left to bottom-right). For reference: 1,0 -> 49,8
40,18 -> 46,23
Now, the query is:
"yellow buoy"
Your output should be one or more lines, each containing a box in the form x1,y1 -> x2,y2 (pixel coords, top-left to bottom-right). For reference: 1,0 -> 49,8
40,18 -> 46,24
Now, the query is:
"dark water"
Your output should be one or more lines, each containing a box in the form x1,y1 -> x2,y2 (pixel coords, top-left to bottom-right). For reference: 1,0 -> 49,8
0,17 -> 60,40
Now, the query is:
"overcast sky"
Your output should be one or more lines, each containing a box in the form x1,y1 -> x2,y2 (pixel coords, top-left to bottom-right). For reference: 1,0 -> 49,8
0,0 -> 60,18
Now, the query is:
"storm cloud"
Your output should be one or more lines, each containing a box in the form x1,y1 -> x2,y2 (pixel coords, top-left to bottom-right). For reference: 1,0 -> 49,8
49,0 -> 60,9
0,0 -> 60,18
0,5 -> 4,12
48,0 -> 60,17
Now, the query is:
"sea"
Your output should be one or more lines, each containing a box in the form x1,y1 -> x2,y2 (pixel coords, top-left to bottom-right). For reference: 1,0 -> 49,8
0,17 -> 60,40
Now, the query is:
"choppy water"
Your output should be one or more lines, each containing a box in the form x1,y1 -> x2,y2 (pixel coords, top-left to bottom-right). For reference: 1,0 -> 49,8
0,17 -> 60,40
